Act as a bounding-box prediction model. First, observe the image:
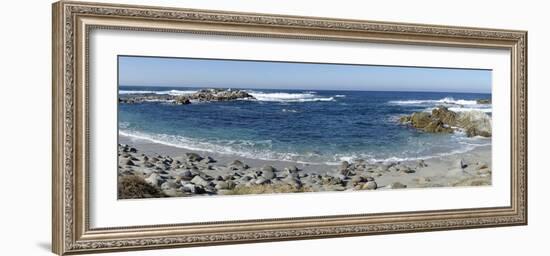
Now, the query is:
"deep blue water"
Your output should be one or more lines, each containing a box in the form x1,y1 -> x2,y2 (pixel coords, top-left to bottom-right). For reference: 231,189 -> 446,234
119,86 -> 491,164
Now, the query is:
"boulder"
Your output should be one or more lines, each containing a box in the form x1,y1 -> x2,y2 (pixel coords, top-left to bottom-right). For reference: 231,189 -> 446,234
457,159 -> 468,169
145,173 -> 163,187
478,168 -> 492,176
255,177 -> 270,185
163,188 -> 181,197
261,167 -> 276,180
398,165 -> 416,174
350,175 -> 365,186
261,165 -> 276,173
417,160 -> 428,168
160,180 -> 178,190
285,165 -> 299,174
229,160 -> 248,170
282,176 -> 302,188
362,181 -> 378,190
322,175 -> 343,186
201,156 -> 216,164
181,184 -> 206,194
185,152 -> 203,162
190,175 -> 209,187
180,170 -> 194,180
215,180 -> 236,190
477,162 -> 489,170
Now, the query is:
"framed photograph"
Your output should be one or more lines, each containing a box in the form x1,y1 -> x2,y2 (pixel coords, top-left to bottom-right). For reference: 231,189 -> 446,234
52,1 -> 527,255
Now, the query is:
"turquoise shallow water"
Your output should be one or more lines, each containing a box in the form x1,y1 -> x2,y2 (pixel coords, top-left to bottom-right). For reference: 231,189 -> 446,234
119,86 -> 491,165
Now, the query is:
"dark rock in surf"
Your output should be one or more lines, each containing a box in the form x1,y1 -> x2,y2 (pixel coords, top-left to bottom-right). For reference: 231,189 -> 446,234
174,96 -> 191,105
476,99 -> 491,104
119,88 -> 255,105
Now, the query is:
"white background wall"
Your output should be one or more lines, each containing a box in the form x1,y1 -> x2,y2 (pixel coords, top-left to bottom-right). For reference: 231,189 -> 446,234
0,0 -> 547,255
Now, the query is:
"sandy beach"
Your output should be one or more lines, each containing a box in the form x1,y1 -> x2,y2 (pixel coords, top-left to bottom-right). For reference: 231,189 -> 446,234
118,134 -> 492,199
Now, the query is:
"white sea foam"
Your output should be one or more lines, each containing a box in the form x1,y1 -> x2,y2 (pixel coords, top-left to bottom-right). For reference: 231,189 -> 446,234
389,97 -> 479,106
366,143 -> 490,164
389,97 -> 491,113
420,106 -> 492,114
119,89 -> 197,96
282,109 -> 299,113
118,122 -> 130,129
120,128 -> 490,166
119,130 -> 311,164
448,107 -> 492,113
247,91 -> 335,102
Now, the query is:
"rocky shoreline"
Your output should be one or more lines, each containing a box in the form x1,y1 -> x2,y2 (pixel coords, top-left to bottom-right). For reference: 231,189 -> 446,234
119,88 -> 255,105
117,141 -> 492,199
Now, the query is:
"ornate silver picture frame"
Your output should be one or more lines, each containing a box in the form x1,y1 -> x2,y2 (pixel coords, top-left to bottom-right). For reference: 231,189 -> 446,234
52,1 -> 527,255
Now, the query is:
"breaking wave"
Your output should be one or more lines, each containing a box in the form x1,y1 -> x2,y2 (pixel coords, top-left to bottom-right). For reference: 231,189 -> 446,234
247,91 -> 335,102
119,89 -> 197,96
389,97 -> 479,106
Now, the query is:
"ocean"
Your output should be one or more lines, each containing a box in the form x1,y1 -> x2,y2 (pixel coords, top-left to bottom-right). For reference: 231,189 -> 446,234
118,86 -> 492,165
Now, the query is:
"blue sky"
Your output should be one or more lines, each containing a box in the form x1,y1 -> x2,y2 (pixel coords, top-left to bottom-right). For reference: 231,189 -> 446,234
119,56 -> 491,93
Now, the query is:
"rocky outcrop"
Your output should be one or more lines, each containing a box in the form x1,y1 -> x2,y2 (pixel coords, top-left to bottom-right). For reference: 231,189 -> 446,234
193,89 -> 254,102
119,88 -> 255,105
399,106 -> 491,137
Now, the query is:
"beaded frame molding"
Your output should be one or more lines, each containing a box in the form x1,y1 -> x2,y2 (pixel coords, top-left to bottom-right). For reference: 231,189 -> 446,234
52,1 -> 527,255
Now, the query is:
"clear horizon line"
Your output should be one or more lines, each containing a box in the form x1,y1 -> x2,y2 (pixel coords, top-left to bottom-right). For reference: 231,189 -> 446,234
119,84 -> 491,94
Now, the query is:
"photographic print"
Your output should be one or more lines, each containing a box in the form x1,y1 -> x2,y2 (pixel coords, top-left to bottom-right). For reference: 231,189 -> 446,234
53,2 -> 527,253
117,56 -> 493,199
